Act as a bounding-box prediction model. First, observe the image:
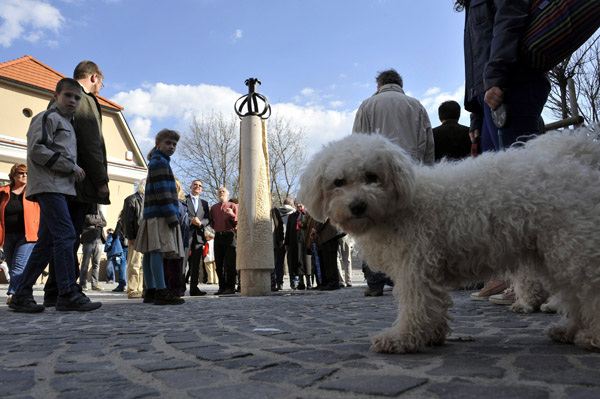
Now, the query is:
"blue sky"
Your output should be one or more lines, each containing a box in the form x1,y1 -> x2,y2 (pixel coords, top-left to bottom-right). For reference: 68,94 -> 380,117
1,0 -> 468,157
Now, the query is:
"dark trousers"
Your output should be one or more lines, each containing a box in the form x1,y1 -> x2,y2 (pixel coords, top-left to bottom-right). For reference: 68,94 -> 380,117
214,231 -> 236,291
188,245 -> 204,290
274,246 -> 286,285
318,239 -> 339,289
478,76 -> 550,152
163,258 -> 184,296
43,200 -> 86,300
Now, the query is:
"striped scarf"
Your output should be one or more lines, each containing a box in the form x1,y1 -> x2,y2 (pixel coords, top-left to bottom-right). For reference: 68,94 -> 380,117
142,149 -> 179,226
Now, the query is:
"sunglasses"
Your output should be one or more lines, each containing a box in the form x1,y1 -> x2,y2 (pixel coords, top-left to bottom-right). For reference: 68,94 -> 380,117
16,172 -> 27,176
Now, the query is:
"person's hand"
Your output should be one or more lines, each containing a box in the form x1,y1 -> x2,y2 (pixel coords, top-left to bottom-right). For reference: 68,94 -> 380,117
469,129 -> 480,142
73,165 -> 86,182
484,87 -> 504,110
225,208 -> 234,217
97,184 -> 109,198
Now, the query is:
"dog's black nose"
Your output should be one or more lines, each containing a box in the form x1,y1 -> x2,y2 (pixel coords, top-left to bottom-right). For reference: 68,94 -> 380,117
350,201 -> 367,216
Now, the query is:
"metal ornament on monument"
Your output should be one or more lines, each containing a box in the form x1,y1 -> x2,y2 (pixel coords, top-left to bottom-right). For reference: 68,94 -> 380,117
234,78 -> 274,296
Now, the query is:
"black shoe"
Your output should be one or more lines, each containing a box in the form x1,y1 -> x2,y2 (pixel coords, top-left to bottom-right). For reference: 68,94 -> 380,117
221,288 -> 235,295
9,295 -> 45,313
43,297 -> 57,307
143,289 -> 156,303
56,291 -> 102,312
112,286 -> 125,292
154,289 -> 185,305
214,289 -> 224,295
276,283 -> 283,291
189,288 -> 207,296
297,284 -> 306,290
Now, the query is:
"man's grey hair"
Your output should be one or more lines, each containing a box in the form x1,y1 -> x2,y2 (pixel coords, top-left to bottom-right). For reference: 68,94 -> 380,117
136,178 -> 146,195
283,197 -> 294,206
376,69 -> 403,88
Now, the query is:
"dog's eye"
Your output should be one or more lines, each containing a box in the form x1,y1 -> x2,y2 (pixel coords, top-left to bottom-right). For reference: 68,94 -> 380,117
365,172 -> 379,184
333,178 -> 346,187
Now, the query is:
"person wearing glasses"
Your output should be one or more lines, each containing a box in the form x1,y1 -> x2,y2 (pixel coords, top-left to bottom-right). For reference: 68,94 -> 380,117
0,164 -> 40,304
185,180 -> 209,296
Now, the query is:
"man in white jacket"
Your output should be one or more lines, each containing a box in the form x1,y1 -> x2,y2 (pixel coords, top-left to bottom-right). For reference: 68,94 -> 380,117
352,69 -> 435,166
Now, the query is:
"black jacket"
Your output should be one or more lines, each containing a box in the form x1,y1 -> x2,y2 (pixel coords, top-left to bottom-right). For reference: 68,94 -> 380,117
463,0 -> 547,129
185,194 -> 209,249
121,192 -> 143,240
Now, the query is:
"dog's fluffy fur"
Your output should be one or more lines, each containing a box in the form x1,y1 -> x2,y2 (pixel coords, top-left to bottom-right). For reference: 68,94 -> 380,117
298,130 -> 600,353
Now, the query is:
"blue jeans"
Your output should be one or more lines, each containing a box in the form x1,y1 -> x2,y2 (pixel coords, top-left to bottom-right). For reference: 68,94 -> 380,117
14,193 -> 78,296
118,247 -> 128,287
478,76 -> 550,152
142,252 -> 166,290
4,234 -> 35,295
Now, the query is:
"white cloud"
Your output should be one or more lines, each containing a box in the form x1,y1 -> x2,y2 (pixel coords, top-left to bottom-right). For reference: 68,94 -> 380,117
300,88 -> 315,96
231,28 -> 242,42
424,87 -> 441,96
112,82 -> 357,160
419,84 -> 468,126
329,100 -> 344,108
0,0 -> 64,47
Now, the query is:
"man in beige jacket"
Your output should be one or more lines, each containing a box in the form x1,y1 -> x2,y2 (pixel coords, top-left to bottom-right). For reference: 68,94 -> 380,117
352,68 -> 435,166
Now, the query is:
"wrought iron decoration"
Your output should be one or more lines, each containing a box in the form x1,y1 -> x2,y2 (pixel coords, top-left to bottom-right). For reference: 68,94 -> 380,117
234,78 -> 271,120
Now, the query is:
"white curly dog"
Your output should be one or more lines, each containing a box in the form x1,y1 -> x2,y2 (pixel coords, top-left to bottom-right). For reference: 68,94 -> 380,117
298,130 -> 600,353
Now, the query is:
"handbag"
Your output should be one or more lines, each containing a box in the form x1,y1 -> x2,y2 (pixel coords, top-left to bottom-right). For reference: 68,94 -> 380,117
521,0 -> 600,71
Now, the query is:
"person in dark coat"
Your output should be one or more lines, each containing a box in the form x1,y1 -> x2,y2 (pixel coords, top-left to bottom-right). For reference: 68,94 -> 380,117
432,100 -> 471,161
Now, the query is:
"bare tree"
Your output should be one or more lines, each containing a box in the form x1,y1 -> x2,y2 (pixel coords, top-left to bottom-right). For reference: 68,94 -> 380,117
546,34 -> 600,124
174,112 -> 307,206
267,114 -> 307,207
173,112 -> 240,203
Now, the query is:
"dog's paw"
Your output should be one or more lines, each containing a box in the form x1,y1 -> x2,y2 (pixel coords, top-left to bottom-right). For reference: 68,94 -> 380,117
574,329 -> 600,352
548,323 -> 576,344
510,300 -> 535,314
371,329 -> 425,354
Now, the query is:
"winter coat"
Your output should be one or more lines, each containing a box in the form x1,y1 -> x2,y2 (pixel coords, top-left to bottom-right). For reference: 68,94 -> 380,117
352,84 -> 435,165
26,103 -> 79,200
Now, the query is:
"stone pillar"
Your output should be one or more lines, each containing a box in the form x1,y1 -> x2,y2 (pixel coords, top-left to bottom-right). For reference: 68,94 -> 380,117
236,115 -> 274,296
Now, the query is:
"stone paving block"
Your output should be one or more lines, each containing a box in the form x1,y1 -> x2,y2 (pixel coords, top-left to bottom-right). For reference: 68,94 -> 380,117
188,382 -> 288,399
427,354 -> 505,379
55,361 -> 114,374
133,359 -> 199,372
515,355 -> 600,386
190,344 -> 253,361
217,356 -> 281,371
284,348 -> 365,364
0,369 -> 35,396
249,361 -> 337,387
120,351 -> 166,361
564,386 -> 600,399
57,385 -> 160,399
427,381 -> 550,399
153,367 -> 229,388
320,374 -> 428,396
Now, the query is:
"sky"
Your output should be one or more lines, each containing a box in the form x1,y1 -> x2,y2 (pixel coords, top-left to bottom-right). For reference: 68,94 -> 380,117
1,0 -> 469,161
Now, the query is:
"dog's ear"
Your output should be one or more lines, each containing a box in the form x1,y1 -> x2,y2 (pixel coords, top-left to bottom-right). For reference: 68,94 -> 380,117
297,156 -> 328,221
381,145 -> 416,209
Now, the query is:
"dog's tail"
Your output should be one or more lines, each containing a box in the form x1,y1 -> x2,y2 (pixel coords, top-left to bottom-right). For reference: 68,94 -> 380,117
524,127 -> 600,169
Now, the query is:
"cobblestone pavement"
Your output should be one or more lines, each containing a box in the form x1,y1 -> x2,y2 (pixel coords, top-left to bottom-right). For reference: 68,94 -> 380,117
1,276 -> 599,399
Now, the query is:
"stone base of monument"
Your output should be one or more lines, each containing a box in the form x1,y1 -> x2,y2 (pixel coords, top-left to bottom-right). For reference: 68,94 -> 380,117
240,269 -> 272,296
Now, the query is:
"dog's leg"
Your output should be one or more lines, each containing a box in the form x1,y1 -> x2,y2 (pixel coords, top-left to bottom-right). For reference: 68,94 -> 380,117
547,295 -> 582,344
371,277 -> 452,354
510,271 -> 549,314
573,295 -> 600,352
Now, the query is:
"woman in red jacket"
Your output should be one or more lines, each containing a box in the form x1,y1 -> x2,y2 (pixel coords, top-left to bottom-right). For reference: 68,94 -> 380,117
0,164 -> 40,301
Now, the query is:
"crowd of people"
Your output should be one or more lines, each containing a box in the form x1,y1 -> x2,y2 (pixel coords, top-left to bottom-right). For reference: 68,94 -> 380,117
2,1 -> 554,313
